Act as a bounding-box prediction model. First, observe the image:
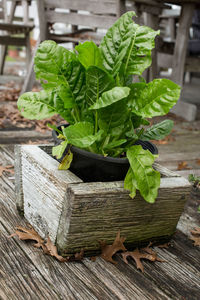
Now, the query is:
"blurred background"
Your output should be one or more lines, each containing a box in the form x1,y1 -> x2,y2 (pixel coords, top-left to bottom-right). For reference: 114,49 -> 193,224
0,0 -> 200,154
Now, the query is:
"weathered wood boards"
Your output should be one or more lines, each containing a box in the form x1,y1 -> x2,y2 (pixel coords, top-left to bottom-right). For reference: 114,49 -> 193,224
15,145 -> 191,255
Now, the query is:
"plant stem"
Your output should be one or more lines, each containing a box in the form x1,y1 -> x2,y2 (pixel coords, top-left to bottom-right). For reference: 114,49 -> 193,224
95,111 -> 98,134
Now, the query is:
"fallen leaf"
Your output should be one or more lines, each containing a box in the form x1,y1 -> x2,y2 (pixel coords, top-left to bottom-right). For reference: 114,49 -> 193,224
190,227 -> 200,247
157,242 -> 170,249
74,249 -> 84,261
100,231 -> 126,264
177,161 -> 190,171
9,226 -> 45,250
196,159 -> 200,166
152,135 -> 175,145
0,165 -> 14,176
121,243 -> 165,273
45,236 -> 67,262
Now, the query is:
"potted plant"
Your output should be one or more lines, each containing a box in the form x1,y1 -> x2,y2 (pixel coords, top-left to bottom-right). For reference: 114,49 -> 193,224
18,11 -> 181,204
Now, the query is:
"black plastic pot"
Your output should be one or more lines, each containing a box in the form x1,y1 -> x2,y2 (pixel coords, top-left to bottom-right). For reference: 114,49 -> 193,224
52,124 -> 158,182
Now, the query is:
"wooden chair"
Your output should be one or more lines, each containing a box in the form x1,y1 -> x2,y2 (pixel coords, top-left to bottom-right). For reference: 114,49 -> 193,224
0,0 -> 34,75
22,0 -> 126,93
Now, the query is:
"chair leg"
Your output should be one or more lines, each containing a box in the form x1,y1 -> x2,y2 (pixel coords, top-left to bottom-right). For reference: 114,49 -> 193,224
0,45 -> 7,75
21,39 -> 40,94
25,33 -> 32,73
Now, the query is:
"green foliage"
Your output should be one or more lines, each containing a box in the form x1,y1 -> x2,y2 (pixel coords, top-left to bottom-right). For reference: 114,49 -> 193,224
17,12 -> 180,204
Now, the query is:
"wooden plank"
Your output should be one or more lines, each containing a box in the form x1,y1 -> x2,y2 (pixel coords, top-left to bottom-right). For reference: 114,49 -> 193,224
44,0 -> 118,15
0,22 -> 34,31
0,130 -> 51,144
185,57 -> 200,72
18,145 -> 82,242
14,145 -> 24,215
36,0 -> 48,41
171,3 -> 195,86
1,145 -> 200,300
171,101 -> 197,122
57,175 -> 190,255
46,11 -> 117,29
0,36 -> 27,46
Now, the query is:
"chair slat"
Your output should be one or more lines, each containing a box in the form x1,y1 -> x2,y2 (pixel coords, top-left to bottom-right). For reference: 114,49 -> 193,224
44,0 -> 117,15
46,10 -> 117,29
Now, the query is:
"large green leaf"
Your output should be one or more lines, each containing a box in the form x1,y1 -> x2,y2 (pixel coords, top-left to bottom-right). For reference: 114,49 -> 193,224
140,119 -> 174,141
126,145 -> 160,203
90,87 -> 130,109
63,122 -> 104,148
100,12 -> 159,78
98,99 -> 131,137
34,40 -> 75,89
18,90 -> 57,120
17,90 -> 74,123
129,79 -> 181,117
64,59 -> 86,105
75,41 -> 103,69
124,168 -> 138,198
86,66 -> 115,106
100,12 -> 136,76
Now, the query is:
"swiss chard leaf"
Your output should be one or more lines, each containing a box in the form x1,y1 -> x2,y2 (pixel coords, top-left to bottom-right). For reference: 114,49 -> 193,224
75,41 -> 103,70
34,40 -> 75,89
100,12 -> 159,79
52,140 -> 68,159
124,168 -> 138,198
63,122 -> 104,149
100,12 -> 136,76
58,150 -> 73,170
18,90 -> 57,120
17,90 -> 75,123
98,99 -> 131,137
90,87 -> 130,109
86,66 -> 115,106
126,145 -> 160,203
140,119 -> 174,141
129,79 -> 181,117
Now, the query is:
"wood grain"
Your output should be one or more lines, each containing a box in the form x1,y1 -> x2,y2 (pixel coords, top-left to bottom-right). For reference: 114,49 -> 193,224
1,144 -> 200,300
15,145 -> 191,256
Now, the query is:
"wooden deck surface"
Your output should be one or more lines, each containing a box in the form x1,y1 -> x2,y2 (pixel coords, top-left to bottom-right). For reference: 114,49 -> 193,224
0,120 -> 200,300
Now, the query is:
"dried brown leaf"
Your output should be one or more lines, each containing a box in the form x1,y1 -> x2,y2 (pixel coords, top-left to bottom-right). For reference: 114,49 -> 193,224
45,236 -> 66,262
157,242 -> 170,249
0,165 -> 14,176
190,227 -> 200,247
8,226 -> 45,250
74,249 -> 84,261
177,161 -> 190,171
121,243 -> 165,272
196,159 -> 200,166
100,231 -> 126,264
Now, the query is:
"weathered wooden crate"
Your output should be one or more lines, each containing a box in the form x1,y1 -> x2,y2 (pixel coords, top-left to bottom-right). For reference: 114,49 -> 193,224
15,145 -> 191,256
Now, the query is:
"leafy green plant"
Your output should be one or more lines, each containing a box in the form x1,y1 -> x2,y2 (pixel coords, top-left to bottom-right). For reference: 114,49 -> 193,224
18,12 -> 180,203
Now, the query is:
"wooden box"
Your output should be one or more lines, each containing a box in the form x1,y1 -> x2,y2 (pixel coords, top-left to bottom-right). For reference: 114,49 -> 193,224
15,145 -> 191,256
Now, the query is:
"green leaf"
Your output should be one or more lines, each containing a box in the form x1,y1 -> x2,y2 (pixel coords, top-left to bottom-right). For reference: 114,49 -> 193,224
63,122 -> 104,148
131,113 -> 150,129
124,168 -> 138,198
18,90 -> 57,120
100,12 -> 159,78
18,89 -> 75,123
104,139 -> 127,150
90,87 -> 130,109
98,99 -> 130,136
64,60 -> 86,105
126,145 -> 160,203
100,12 -> 136,76
140,120 -> 174,141
47,123 -> 62,135
34,40 -> 75,89
75,41 -> 103,69
129,79 -> 181,117
86,66 -> 115,106
52,140 -> 68,159
58,149 -> 73,170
